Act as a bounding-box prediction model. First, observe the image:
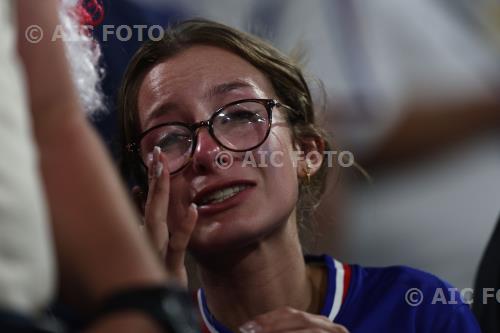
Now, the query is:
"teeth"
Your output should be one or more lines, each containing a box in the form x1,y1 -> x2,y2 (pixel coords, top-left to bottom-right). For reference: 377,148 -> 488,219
199,185 -> 249,205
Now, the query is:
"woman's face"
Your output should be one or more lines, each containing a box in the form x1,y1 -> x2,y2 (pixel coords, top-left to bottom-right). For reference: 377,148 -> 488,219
137,45 -> 300,256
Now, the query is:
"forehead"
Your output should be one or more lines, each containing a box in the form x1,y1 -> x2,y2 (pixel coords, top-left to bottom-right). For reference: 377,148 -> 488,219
137,45 -> 276,129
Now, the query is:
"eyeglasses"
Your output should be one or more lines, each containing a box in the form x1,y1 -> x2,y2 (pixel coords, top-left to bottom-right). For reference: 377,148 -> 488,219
128,98 -> 292,175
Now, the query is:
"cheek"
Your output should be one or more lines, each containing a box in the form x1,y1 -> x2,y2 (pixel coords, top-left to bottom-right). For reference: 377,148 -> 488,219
257,129 -> 299,202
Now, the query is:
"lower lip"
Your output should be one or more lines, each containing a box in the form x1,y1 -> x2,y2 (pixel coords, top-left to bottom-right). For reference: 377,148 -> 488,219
196,186 -> 255,216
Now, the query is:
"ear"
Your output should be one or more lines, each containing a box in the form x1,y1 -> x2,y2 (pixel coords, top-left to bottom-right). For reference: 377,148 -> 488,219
132,185 -> 146,217
295,136 -> 325,179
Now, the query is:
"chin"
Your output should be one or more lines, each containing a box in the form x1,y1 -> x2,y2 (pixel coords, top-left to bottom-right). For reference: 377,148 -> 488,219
188,215 -> 287,261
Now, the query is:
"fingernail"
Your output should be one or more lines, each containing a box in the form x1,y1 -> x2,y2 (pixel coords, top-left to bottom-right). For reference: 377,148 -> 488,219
153,146 -> 161,159
152,146 -> 162,179
155,161 -> 163,178
239,321 -> 262,333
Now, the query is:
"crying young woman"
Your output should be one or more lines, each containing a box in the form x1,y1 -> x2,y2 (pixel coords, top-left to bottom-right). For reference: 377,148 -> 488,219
118,19 -> 480,333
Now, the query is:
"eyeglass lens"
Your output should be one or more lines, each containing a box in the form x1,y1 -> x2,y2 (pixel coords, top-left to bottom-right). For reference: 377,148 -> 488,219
140,100 -> 271,173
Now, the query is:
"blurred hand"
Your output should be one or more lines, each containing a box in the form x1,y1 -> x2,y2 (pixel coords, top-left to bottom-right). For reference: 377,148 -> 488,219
239,307 -> 349,333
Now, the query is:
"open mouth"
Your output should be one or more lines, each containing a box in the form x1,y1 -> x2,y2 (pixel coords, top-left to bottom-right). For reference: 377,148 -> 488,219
196,184 -> 252,206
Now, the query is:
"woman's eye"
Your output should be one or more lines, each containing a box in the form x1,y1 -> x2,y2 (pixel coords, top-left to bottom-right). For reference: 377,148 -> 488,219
225,110 -> 261,124
157,133 -> 190,150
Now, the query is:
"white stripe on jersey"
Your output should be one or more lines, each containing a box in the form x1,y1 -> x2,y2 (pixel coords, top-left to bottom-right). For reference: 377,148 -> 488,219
197,289 -> 219,333
328,259 -> 345,321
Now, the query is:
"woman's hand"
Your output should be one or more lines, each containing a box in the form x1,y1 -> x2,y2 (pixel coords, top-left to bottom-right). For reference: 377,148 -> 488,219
239,307 -> 349,333
140,146 -> 197,287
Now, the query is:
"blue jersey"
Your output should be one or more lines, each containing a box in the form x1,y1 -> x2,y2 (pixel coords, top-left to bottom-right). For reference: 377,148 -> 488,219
196,255 -> 480,333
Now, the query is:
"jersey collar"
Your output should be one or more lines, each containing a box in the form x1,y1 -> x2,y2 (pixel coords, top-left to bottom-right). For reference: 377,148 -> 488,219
197,255 -> 351,333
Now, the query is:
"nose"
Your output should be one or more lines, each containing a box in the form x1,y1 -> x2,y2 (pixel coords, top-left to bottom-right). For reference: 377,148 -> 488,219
190,126 -> 222,174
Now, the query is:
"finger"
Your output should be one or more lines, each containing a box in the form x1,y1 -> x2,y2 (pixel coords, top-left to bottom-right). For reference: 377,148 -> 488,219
265,325 -> 349,333
144,146 -> 170,257
267,328 -> 348,333
165,202 -> 198,282
241,307 -> 348,333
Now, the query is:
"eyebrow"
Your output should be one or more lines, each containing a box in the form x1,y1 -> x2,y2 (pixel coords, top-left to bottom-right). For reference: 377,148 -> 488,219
204,80 -> 255,100
144,80 -> 255,129
144,101 -> 177,130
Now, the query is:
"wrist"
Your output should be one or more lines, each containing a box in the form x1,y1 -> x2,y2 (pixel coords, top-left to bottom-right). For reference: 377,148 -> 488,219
86,284 -> 199,333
